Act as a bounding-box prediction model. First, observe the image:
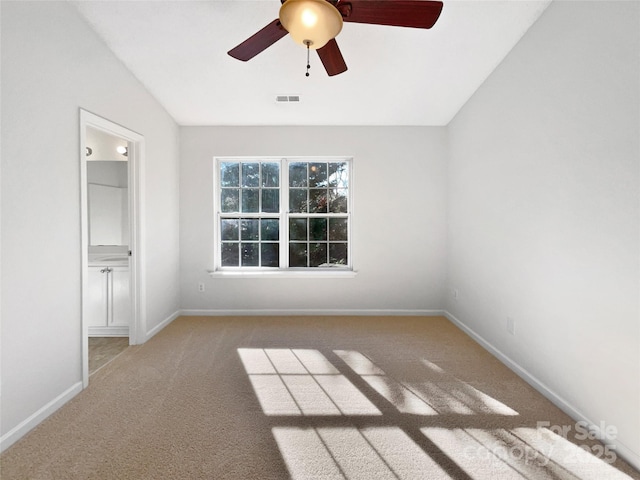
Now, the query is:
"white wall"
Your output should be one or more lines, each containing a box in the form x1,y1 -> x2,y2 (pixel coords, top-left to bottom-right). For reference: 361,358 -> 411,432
447,0 -> 639,467
180,126 -> 447,314
0,1 -> 180,447
87,161 -> 128,188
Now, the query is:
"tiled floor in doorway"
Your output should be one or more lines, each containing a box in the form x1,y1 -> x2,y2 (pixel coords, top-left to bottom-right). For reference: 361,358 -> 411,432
89,337 -> 129,375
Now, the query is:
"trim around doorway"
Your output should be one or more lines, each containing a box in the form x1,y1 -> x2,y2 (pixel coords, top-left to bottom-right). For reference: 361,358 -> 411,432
79,109 -> 146,388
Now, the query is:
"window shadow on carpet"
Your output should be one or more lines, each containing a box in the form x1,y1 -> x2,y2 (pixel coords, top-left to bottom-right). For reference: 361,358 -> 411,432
238,347 -> 633,480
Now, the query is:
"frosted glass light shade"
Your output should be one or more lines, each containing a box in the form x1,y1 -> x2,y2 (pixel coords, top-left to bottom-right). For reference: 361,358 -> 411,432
279,0 -> 343,49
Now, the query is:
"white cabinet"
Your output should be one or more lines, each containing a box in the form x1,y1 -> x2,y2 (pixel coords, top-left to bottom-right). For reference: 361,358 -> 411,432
110,267 -> 130,327
87,265 -> 130,336
87,267 -> 108,328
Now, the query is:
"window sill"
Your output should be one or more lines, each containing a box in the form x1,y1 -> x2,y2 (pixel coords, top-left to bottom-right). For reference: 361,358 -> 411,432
208,269 -> 358,279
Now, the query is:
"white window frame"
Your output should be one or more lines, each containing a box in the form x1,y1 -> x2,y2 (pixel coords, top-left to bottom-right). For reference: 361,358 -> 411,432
211,156 -> 356,278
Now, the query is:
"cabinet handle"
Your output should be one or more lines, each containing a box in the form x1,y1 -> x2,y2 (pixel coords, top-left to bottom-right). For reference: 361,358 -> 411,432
99,268 -> 112,273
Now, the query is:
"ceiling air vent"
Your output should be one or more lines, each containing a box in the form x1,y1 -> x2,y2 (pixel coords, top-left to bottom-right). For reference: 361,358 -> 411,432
276,95 -> 300,103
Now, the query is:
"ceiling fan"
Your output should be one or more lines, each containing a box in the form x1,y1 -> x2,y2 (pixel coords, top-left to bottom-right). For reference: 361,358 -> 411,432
228,0 -> 444,77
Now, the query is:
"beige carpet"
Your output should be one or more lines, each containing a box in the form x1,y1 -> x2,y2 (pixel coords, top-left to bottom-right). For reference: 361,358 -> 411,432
1,316 -> 638,479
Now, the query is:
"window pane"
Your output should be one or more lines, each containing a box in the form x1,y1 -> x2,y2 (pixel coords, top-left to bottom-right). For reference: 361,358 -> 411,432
262,189 -> 279,213
310,218 -> 327,241
289,189 -> 308,213
242,189 -> 259,212
328,162 -> 348,188
329,188 -> 348,213
241,219 -> 259,240
241,243 -> 259,266
261,243 -> 279,267
309,163 -> 327,187
221,189 -> 239,212
309,243 -> 328,267
242,163 -> 260,187
221,162 -> 239,187
329,243 -> 348,265
289,218 -> 307,241
310,189 -> 328,213
262,163 -> 279,187
221,243 -> 239,266
261,219 -> 279,241
289,163 -> 307,187
289,243 -> 307,267
221,219 -> 239,241
329,218 -> 348,241
218,158 -> 350,271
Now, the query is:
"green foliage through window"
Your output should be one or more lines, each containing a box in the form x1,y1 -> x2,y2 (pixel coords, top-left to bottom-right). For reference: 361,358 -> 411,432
216,158 -> 351,270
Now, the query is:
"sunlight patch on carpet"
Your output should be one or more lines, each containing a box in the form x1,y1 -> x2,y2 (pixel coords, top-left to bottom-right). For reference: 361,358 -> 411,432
237,348 -> 277,374
273,427 -> 448,480
273,427 -> 344,479
239,348 -> 381,416
292,349 -> 341,374
247,374 -> 301,415
360,375 -> 438,415
239,346 -> 631,479
265,349 -> 309,374
333,350 -> 386,375
422,427 -> 635,480
335,350 -> 518,417
513,427 -> 635,480
313,374 -> 381,416
281,375 -> 342,416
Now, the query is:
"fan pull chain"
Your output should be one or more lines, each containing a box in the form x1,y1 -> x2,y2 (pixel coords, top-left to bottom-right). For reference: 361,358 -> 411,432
305,41 -> 311,77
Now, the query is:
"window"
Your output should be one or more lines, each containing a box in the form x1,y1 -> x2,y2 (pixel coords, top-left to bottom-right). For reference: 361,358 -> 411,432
214,157 -> 352,273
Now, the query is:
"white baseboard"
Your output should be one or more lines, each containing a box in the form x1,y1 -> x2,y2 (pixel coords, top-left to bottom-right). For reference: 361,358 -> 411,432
180,309 -> 445,317
444,310 -> 640,472
88,326 -> 128,337
1,311 -> 179,453
0,381 -> 83,453
144,310 -> 181,342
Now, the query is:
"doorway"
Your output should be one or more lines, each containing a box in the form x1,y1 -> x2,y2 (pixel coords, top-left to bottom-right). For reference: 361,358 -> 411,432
80,110 -> 145,387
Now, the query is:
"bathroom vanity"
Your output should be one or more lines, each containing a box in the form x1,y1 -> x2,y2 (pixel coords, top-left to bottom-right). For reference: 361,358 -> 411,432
85,141 -> 131,337
87,253 -> 130,337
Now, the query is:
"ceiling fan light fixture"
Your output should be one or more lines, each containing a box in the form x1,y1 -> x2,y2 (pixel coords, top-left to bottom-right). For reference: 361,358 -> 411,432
279,0 -> 343,49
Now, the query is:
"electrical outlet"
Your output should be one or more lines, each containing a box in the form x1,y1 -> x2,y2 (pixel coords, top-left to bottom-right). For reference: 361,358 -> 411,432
198,283 -> 205,292
507,317 -> 515,335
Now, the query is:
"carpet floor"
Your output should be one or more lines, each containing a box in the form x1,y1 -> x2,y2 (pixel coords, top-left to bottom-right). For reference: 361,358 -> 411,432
1,316 -> 638,479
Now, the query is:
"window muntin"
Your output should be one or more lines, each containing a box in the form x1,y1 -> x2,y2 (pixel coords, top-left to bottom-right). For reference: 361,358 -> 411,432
219,161 -> 281,267
215,158 -> 351,271
220,161 -> 280,214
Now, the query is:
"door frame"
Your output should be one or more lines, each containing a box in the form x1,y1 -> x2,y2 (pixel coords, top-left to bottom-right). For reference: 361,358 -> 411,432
80,109 -> 146,388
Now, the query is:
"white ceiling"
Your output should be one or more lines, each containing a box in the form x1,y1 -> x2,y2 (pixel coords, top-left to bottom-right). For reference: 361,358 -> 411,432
72,0 -> 552,126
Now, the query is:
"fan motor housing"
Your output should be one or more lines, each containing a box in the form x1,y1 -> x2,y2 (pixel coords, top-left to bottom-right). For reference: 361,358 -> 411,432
279,0 -> 344,49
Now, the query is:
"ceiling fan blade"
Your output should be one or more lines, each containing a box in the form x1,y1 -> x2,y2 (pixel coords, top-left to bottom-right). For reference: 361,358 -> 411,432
338,0 -> 443,29
316,39 -> 348,76
228,19 -> 288,61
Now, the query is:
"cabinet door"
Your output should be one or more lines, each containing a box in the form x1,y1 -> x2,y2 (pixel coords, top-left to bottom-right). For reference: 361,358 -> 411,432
110,267 -> 131,327
87,267 -> 108,327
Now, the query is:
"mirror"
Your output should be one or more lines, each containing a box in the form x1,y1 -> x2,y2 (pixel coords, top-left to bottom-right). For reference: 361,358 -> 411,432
86,127 -> 129,247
